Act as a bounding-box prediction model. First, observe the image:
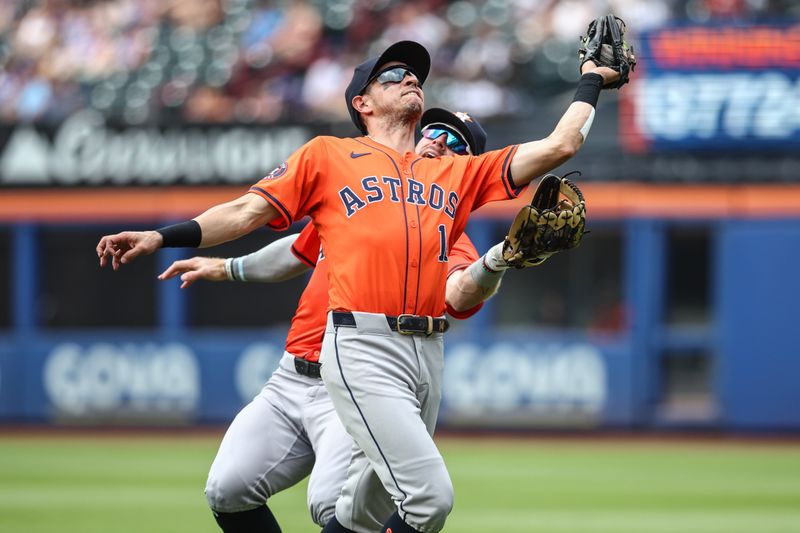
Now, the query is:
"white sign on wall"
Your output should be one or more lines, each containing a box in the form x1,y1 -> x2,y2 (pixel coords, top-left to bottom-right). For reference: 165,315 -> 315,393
443,341 -> 607,423
43,342 -> 200,416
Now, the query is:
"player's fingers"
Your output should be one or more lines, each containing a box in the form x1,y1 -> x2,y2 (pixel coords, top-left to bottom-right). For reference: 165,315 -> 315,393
103,240 -> 121,256
158,260 -> 190,280
98,240 -> 116,267
119,239 -> 149,265
96,237 -> 109,258
120,247 -> 141,265
107,246 -> 121,270
180,273 -> 197,289
159,267 -> 179,280
97,235 -> 120,255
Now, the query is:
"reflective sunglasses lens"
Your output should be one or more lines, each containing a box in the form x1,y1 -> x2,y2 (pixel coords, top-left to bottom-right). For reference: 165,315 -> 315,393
422,128 -> 443,140
423,128 -> 457,145
423,128 -> 468,154
375,67 -> 415,84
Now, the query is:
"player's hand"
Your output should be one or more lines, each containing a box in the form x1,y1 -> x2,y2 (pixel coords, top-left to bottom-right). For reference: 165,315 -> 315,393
96,230 -> 163,270
159,256 -> 226,289
580,60 -> 621,87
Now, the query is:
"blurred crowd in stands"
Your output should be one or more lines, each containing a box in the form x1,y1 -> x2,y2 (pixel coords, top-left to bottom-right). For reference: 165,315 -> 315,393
0,0 -> 796,126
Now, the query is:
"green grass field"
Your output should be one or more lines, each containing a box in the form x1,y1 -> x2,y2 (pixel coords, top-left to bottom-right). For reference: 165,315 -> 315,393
1,432 -> 799,533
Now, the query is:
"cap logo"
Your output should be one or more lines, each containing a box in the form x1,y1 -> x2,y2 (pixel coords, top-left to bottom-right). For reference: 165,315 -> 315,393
454,111 -> 473,123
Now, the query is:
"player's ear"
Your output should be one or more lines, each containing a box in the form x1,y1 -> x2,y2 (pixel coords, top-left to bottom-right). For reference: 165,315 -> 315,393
352,94 -> 372,116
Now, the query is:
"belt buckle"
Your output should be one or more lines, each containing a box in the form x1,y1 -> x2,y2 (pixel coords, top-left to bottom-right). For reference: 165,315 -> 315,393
396,314 -> 417,335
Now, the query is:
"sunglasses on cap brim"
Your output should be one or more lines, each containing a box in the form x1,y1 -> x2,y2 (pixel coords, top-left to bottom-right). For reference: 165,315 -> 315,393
421,124 -> 472,155
365,66 -> 419,89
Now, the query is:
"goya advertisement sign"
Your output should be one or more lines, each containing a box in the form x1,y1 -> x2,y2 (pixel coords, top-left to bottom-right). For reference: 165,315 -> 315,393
623,24 -> 800,152
0,335 -> 625,427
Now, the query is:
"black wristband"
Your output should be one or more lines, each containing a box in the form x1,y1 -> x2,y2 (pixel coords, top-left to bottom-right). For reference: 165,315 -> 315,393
572,73 -> 603,107
156,220 -> 202,248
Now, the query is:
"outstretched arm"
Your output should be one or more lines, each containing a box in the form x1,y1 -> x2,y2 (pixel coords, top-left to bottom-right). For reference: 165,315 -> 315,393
97,193 -> 278,270
193,193 -> 279,247
159,233 -> 311,288
508,62 -> 619,188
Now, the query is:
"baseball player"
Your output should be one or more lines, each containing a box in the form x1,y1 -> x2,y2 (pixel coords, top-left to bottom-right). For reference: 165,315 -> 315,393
158,109 -> 511,533
96,40 -> 620,533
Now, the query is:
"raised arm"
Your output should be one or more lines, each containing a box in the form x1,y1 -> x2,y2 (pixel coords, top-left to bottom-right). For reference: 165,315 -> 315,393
508,63 -> 619,188
97,193 -> 278,270
159,233 -> 311,288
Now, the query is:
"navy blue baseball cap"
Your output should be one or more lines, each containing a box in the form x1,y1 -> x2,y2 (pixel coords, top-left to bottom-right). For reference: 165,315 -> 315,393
346,40 -> 431,135
421,108 -> 487,155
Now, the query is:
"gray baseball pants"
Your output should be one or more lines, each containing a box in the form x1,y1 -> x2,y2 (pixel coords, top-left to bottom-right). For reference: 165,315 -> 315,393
205,351 -> 355,527
320,311 -> 453,533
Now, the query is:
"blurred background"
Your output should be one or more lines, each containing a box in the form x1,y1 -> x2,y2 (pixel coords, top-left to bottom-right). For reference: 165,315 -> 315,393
2,1 -> 800,532
1,0 -> 800,432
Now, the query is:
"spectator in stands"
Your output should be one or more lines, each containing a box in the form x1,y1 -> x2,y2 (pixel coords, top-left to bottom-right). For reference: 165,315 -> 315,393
0,0 -> 791,125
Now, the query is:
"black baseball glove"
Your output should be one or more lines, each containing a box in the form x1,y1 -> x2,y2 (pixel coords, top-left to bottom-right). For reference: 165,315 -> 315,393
502,172 -> 587,268
579,14 -> 636,89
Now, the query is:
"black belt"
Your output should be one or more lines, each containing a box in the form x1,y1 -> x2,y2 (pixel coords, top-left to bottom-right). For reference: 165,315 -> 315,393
332,311 -> 449,336
294,358 -> 321,379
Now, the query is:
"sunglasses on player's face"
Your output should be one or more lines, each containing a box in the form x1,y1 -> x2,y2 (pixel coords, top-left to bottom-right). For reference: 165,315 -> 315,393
421,126 -> 471,155
366,66 -> 419,88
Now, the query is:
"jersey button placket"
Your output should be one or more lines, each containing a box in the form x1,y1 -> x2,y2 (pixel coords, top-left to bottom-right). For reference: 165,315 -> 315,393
403,165 -> 419,314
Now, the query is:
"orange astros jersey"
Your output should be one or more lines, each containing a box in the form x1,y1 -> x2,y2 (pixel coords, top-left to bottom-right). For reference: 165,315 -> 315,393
284,222 -> 484,362
250,136 -> 520,317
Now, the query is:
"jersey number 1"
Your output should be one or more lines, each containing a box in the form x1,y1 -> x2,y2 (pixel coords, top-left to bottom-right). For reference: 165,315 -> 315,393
437,225 -> 448,262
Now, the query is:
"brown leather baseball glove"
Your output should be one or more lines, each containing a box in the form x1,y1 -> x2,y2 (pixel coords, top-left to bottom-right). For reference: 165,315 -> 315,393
502,172 -> 587,268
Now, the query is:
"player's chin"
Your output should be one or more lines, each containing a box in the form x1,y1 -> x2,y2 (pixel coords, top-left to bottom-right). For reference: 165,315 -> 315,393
398,102 -> 422,125
402,94 -> 423,111
406,103 -> 422,117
